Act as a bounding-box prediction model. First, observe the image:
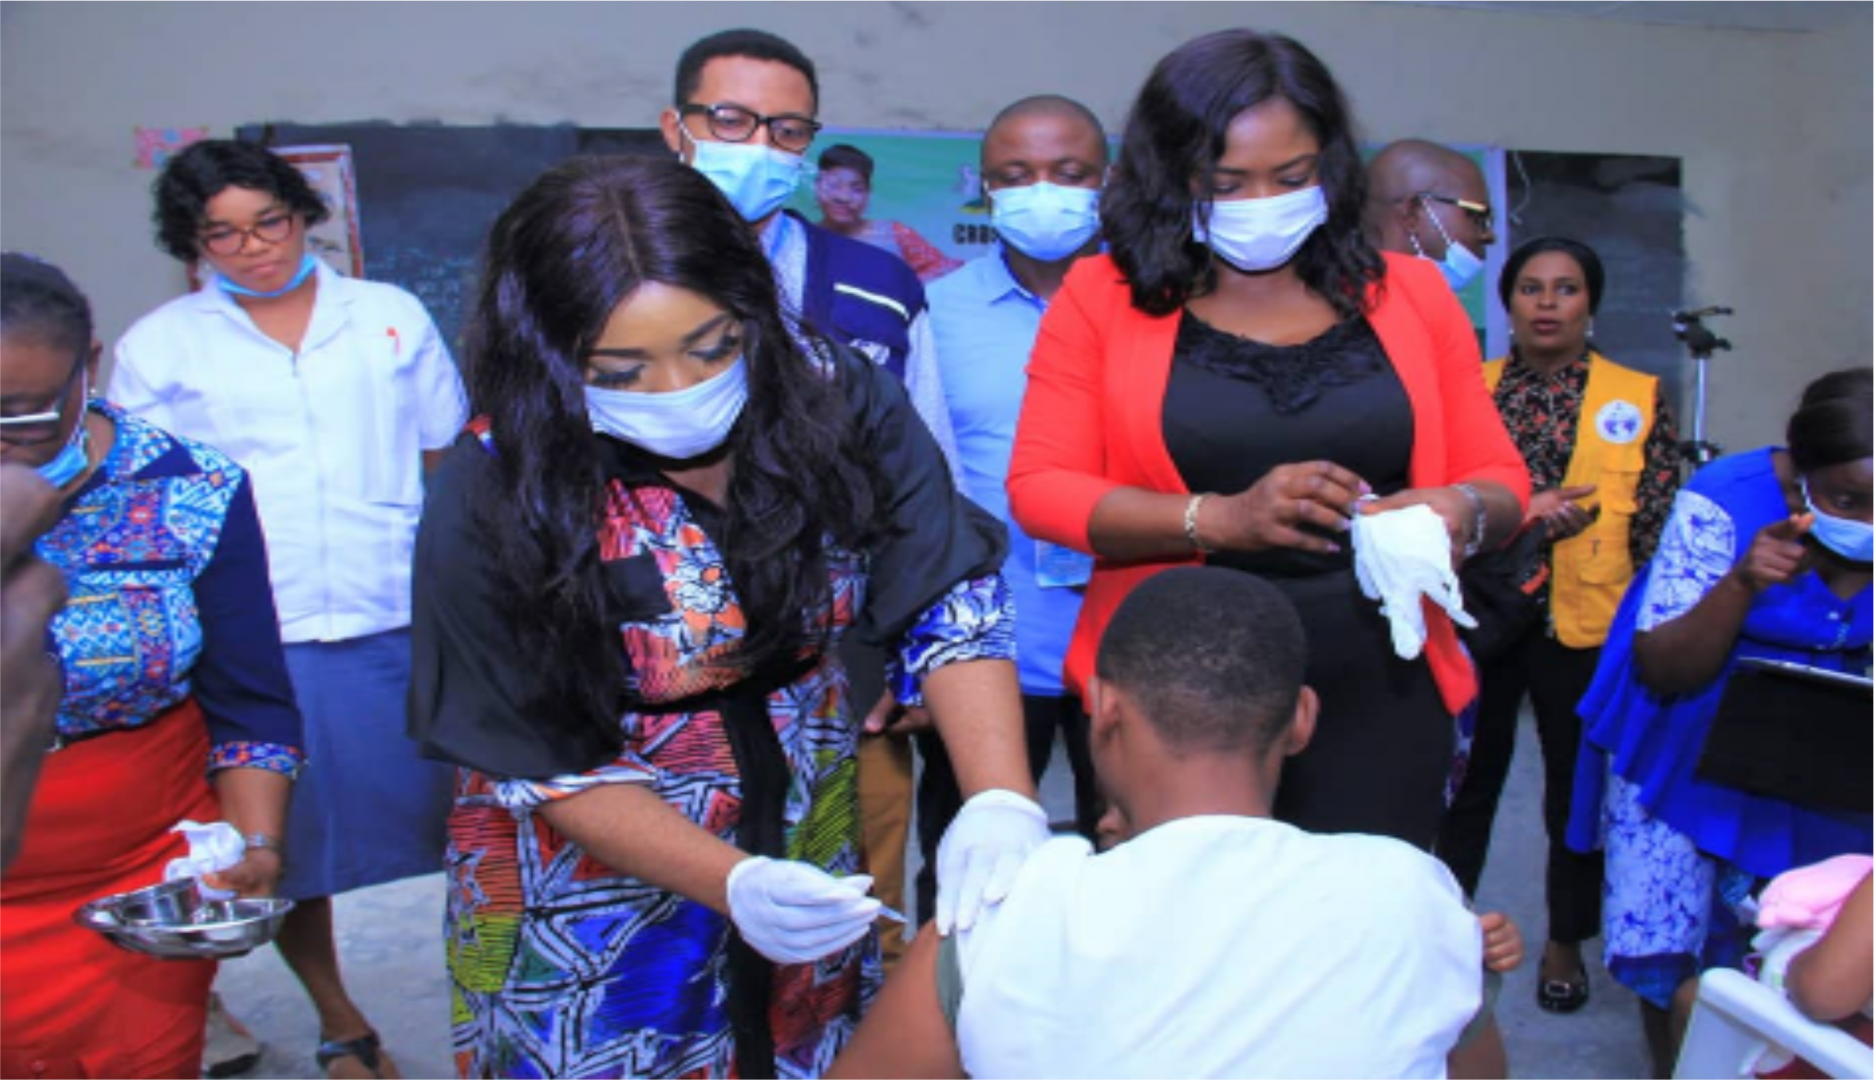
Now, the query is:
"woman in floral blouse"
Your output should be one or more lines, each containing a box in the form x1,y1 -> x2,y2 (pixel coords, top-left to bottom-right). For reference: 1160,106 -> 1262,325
0,253 -> 302,1078
1437,236 -> 1682,1017
409,156 -> 1036,1079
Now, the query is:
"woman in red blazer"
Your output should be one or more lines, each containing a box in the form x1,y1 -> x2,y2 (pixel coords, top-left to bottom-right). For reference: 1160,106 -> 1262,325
1009,29 -> 1529,849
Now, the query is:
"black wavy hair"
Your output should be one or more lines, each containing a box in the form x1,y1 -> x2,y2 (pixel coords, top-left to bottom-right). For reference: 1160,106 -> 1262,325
1100,28 -> 1384,319
1,252 -> 93,355
1097,566 -> 1307,755
1497,236 -> 1606,315
674,28 -> 819,111
1788,367 -> 1872,474
151,140 -> 329,262
461,155 -> 885,734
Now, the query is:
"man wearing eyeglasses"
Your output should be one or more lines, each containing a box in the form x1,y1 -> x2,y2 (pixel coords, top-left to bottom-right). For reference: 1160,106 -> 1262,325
1364,139 -> 1498,293
662,30 -> 1042,973
658,28 -> 956,471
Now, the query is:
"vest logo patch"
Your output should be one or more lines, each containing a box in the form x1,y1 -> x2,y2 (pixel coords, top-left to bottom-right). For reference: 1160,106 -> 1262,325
1596,399 -> 1644,445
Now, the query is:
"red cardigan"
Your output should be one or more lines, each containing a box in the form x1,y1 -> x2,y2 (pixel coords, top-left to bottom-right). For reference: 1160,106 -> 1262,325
1007,252 -> 1531,715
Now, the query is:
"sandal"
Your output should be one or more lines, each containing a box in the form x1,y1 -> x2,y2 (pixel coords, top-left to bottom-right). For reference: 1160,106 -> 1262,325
1536,969 -> 1591,1013
315,1031 -> 400,1080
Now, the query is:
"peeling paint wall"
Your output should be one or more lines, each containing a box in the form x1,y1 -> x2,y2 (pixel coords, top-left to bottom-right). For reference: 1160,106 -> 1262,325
3,1 -> 1866,451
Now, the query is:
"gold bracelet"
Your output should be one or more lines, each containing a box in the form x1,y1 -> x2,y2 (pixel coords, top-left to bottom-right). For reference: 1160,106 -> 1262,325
1184,493 -> 1215,554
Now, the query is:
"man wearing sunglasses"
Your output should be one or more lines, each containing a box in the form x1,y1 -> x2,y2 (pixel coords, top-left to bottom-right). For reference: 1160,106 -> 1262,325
1364,139 -> 1499,293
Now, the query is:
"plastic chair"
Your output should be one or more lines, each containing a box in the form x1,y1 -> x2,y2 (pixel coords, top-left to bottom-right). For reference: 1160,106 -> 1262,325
1674,968 -> 1873,1079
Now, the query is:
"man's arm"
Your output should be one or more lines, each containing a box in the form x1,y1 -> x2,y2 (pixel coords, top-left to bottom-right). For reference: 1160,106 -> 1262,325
827,928 -> 965,1079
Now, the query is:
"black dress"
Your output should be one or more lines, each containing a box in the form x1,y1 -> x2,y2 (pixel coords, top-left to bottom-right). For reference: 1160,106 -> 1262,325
1164,312 -> 1454,850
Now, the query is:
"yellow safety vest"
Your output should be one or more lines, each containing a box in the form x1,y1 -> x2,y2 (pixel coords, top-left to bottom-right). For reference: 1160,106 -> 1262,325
1484,353 -> 1658,648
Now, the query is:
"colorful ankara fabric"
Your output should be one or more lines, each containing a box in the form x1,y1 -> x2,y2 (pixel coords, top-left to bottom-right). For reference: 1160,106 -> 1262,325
412,353 -> 1010,1078
35,400 -> 303,774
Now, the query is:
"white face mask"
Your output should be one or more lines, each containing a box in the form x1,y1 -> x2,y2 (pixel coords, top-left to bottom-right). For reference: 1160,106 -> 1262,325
1193,186 -> 1328,273
1409,196 -> 1485,292
585,357 -> 749,460
680,127 -> 807,224
990,182 -> 1101,263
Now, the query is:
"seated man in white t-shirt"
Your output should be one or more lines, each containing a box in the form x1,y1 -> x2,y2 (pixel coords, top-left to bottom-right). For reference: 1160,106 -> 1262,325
830,566 -> 1487,1079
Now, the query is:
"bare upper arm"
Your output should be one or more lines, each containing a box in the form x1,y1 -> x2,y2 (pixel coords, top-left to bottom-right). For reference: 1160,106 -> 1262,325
827,927 -> 965,1079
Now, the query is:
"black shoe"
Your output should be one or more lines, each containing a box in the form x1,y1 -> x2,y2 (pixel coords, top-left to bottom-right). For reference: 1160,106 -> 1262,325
1536,969 -> 1591,1013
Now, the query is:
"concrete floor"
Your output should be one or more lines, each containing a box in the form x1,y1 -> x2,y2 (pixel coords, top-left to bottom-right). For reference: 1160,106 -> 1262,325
213,708 -> 1652,1078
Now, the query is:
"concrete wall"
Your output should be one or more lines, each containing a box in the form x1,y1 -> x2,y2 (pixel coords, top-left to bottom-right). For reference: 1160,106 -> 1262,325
3,1 -> 1867,450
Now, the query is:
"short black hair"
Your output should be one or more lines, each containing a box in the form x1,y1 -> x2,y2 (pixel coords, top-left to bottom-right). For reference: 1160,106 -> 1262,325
151,140 -> 329,263
1497,235 -> 1605,315
817,143 -> 873,181
673,28 -> 819,112
1095,567 -> 1307,755
1788,367 -> 1873,474
1,252 -> 94,356
1101,29 -> 1383,320
984,94 -> 1109,153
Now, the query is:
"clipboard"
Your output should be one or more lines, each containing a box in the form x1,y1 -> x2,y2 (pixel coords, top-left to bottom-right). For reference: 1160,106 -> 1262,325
1695,657 -> 1873,814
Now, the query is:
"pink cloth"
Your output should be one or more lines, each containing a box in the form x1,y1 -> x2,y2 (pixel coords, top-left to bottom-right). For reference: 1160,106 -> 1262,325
1759,855 -> 1874,931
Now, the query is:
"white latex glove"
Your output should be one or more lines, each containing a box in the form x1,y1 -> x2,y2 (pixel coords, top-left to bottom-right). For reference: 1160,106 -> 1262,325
164,819 -> 246,901
936,789 -> 1050,934
1350,502 -> 1476,660
725,856 -> 880,965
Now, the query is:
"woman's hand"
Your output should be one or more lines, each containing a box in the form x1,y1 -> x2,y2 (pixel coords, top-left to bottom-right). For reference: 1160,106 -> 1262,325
1206,461 -> 1368,554
1358,485 -> 1475,563
1527,484 -> 1599,542
1730,513 -> 1813,594
203,847 -> 283,898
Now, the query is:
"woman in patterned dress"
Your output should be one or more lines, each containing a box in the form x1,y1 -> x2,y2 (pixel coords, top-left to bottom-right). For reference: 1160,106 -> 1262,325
0,254 -> 302,1078
1565,367 -> 1871,1075
408,156 -> 1037,1079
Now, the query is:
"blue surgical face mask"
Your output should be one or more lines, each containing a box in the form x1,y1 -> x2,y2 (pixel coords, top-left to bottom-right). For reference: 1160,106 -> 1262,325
585,357 -> 749,460
990,182 -> 1101,263
35,370 -> 91,489
681,128 -> 807,224
1803,476 -> 1873,562
1410,196 -> 1485,291
1193,186 -> 1329,273
218,251 -> 320,300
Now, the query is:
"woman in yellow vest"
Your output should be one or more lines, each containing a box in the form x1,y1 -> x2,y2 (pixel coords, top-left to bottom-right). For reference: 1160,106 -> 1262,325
1436,236 -> 1683,1014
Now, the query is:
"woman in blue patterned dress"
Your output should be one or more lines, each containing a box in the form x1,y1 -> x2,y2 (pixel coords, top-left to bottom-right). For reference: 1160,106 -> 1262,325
0,253 -> 303,1078
1566,367 -> 1871,1075
408,156 -> 1039,1079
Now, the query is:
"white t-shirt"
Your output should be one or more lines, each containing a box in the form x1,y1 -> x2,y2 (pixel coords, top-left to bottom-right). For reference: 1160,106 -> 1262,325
112,263 -> 467,643
955,816 -> 1483,1079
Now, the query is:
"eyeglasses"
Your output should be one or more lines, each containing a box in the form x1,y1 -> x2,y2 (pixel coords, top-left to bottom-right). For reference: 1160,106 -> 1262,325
198,211 -> 298,257
0,352 -> 86,446
1420,194 -> 1494,234
680,103 -> 822,154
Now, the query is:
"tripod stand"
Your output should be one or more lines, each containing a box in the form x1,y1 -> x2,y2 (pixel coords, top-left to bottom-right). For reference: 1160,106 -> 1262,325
1674,306 -> 1733,469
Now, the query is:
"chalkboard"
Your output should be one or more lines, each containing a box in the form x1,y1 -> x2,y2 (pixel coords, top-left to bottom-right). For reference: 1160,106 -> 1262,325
238,122 -> 669,349
1503,150 -> 1687,407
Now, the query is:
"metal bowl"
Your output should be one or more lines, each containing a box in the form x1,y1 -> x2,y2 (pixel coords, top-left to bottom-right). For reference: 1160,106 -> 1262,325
101,877 -> 205,926
74,887 -> 294,960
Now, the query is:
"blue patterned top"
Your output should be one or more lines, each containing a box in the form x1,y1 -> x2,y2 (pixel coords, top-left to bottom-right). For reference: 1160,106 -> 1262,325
36,400 -> 304,775
1567,446 -> 1870,878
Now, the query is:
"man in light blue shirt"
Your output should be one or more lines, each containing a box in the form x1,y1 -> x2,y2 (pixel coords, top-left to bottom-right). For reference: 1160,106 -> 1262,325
919,97 -> 1110,911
